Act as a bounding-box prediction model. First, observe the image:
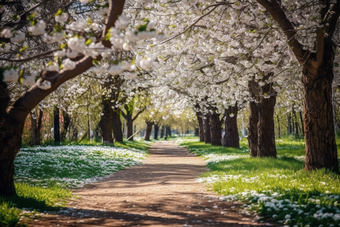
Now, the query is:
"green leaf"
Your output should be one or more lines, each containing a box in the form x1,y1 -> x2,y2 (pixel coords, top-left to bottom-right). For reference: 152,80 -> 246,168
19,46 -> 28,52
85,39 -> 92,45
55,9 -> 63,16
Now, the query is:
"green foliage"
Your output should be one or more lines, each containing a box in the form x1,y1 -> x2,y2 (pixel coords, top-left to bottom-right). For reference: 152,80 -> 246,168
0,203 -> 21,227
0,183 -> 72,226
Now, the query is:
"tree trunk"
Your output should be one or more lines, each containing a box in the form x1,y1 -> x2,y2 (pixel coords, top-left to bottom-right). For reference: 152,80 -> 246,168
203,115 -> 211,143
0,82 -> 21,196
194,128 -> 199,136
30,109 -> 43,145
276,114 -> 281,138
126,114 -> 133,141
53,106 -> 60,145
248,81 -> 259,157
0,134 -> 19,196
144,122 -> 153,141
257,80 -> 277,158
224,106 -> 239,148
99,96 -> 113,145
299,111 -> 304,136
154,124 -> 159,140
160,125 -> 165,138
168,127 -> 172,137
196,112 -> 204,142
112,110 -> 123,142
303,44 -> 338,172
287,113 -> 292,134
61,110 -> 70,142
292,109 -> 299,136
209,112 -> 221,146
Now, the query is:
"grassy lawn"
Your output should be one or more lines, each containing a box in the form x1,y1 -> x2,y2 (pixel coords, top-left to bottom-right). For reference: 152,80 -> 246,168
0,140 -> 151,227
177,137 -> 340,227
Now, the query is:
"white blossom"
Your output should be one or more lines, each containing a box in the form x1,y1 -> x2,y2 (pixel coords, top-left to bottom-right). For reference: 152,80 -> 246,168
55,13 -> 68,23
107,64 -> 123,76
38,80 -> 51,90
125,72 -> 137,80
10,31 -> 25,43
3,68 -> 19,82
1,28 -> 12,38
62,58 -> 76,71
47,63 -> 60,72
22,74 -> 36,87
28,20 -> 46,36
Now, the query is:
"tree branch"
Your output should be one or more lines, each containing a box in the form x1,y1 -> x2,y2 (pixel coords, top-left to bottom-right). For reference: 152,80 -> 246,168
256,0 -> 309,65
7,0 -> 126,124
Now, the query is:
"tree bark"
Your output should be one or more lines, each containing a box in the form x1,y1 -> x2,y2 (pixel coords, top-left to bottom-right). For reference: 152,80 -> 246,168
112,110 -> 123,142
203,115 -> 211,143
292,108 -> 299,136
126,114 -> 133,141
144,122 -> 153,141
288,113 -> 292,134
194,128 -> 199,136
0,133 -> 19,196
303,44 -> 338,172
196,111 -> 204,142
30,108 -> 43,145
61,110 -> 70,142
224,106 -> 239,148
160,125 -> 165,138
53,106 -> 60,145
99,95 -> 113,145
209,112 -> 221,146
154,124 -> 159,140
299,111 -> 304,136
276,114 -> 281,138
257,79 -> 277,158
248,81 -> 259,157
0,82 -> 20,196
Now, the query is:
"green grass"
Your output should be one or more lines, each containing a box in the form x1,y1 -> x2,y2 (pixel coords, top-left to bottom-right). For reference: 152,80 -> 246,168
178,137 -> 340,227
0,183 -> 72,227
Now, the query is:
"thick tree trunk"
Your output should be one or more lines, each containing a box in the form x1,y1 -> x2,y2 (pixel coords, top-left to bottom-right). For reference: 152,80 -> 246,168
61,110 -> 70,142
248,81 -> 259,157
209,112 -> 221,146
154,124 -> 159,140
160,125 -> 165,138
112,111 -> 123,142
224,106 -> 239,148
144,122 -> 153,141
196,112 -> 204,142
126,114 -> 133,141
257,81 -> 277,158
99,96 -> 113,144
203,115 -> 211,143
0,136 -> 19,196
0,81 -> 22,196
303,45 -> 338,172
53,106 -> 60,145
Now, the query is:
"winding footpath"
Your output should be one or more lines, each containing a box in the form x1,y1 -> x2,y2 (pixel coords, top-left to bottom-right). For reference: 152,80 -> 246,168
26,141 -> 270,227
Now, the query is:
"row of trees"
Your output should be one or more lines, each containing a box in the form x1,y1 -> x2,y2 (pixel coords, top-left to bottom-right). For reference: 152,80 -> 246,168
2,0 -> 340,197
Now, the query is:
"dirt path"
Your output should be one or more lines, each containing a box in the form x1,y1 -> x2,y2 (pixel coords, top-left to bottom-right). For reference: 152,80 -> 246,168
27,141 -> 269,227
